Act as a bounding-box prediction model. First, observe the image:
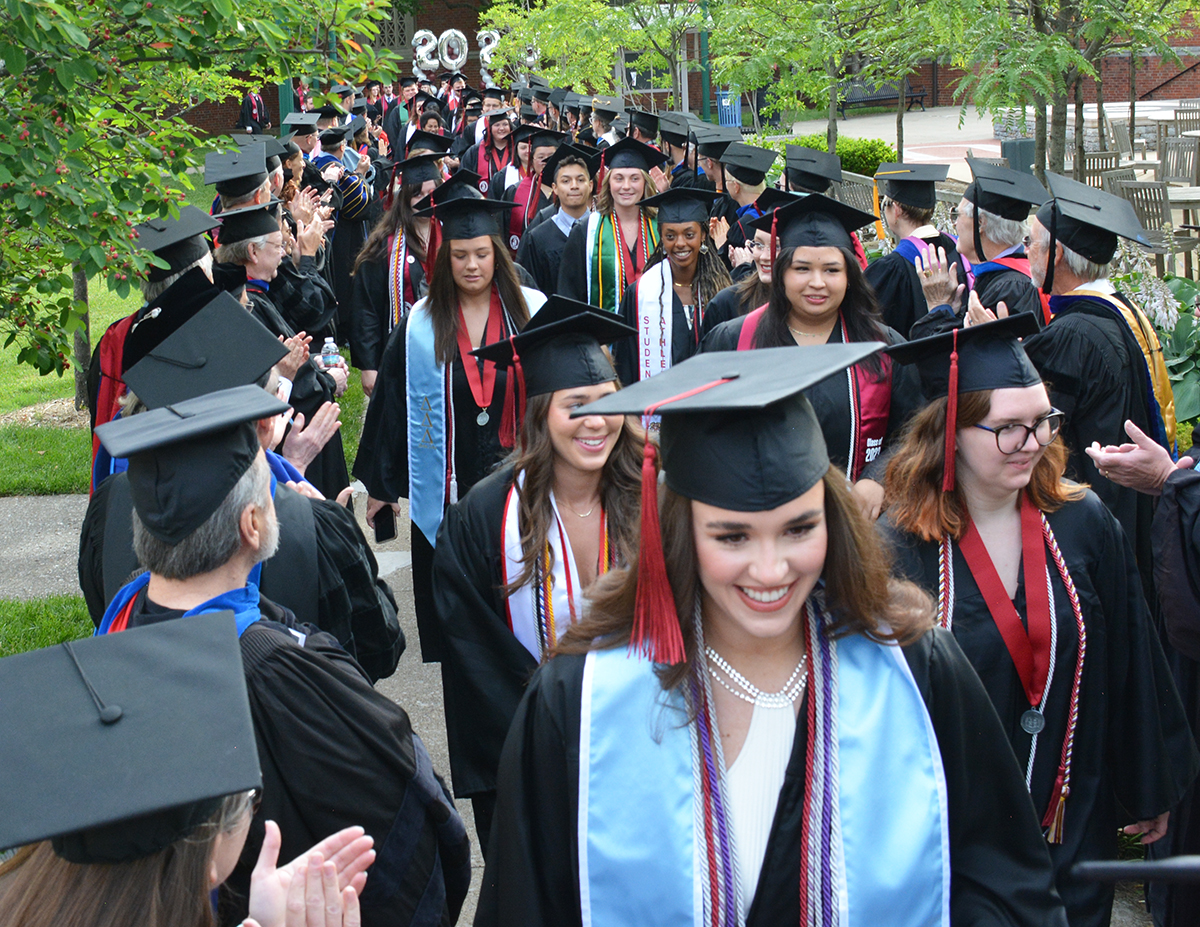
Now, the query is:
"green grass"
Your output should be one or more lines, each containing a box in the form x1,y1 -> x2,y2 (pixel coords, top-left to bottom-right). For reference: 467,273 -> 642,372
341,366 -> 366,469
0,424 -> 91,495
0,595 -> 93,657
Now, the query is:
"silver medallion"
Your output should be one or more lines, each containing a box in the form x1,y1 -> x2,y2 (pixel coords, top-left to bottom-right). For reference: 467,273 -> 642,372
1020,708 -> 1045,734
477,410 -> 490,426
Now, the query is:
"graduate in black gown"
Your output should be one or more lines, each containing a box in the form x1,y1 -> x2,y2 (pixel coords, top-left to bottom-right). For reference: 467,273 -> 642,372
613,187 -> 731,384
78,295 -> 403,683
353,194 -> 546,662
910,159 -> 1048,340
431,298 -> 639,854
460,108 -> 516,198
91,385 -> 470,927
478,346 -> 1067,927
865,163 -> 967,338
514,145 -> 596,296
347,153 -> 441,395
1020,174 -> 1178,603
556,137 -> 669,312
215,201 -> 350,500
880,317 -> 1198,927
703,194 -> 923,520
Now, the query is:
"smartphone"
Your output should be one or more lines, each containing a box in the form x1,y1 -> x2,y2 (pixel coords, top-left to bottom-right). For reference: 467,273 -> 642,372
374,505 -> 397,543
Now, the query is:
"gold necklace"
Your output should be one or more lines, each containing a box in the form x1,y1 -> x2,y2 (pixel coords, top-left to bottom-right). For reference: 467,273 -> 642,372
788,324 -> 825,338
569,504 -> 596,517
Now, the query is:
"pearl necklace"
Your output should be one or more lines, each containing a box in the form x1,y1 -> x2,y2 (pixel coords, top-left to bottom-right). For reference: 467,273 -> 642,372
705,647 -> 808,708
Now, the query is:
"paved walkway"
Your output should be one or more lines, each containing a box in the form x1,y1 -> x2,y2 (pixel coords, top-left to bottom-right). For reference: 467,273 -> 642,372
0,483 -> 1154,925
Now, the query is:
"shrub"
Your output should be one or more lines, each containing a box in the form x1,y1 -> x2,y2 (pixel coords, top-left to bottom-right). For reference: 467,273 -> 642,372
790,134 -> 899,177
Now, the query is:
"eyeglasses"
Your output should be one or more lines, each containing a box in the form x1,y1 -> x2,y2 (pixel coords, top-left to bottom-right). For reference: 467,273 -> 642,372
746,240 -> 768,253
972,410 -> 1065,454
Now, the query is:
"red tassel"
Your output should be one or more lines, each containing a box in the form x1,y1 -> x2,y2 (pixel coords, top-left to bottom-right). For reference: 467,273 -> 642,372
942,328 -> 959,492
770,212 -> 778,268
630,436 -> 685,664
424,191 -> 440,281
596,150 -> 606,190
1040,774 -> 1069,844
499,340 -> 524,449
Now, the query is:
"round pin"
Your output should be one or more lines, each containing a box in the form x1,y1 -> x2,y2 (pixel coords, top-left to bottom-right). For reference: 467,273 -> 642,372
1020,709 -> 1045,734
406,254 -> 415,264
477,410 -> 490,426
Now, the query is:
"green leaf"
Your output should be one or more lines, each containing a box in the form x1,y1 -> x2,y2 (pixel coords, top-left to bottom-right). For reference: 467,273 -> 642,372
212,0 -> 233,17
1176,376 -> 1200,424
2,44 -> 27,76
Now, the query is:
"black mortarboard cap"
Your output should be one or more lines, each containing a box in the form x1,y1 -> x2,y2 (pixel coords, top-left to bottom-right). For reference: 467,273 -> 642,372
785,146 -> 842,192
123,292 -> 287,408
472,296 -> 634,397
123,268 -> 217,373
352,96 -> 368,114
629,109 -> 660,136
95,384 -> 288,544
532,87 -> 552,103
573,344 -> 882,665
563,91 -> 581,112
549,88 -> 568,109
602,136 -> 669,173
483,85 -> 506,100
694,124 -> 742,159
232,133 -> 287,172
518,88 -> 535,104
0,612 -> 261,863
576,126 -> 597,148
394,152 -> 443,187
217,200 -> 281,246
414,90 -> 440,109
406,129 -> 455,155
420,194 -> 516,240
659,112 -> 690,146
753,187 -> 804,217
1035,172 -> 1151,266
748,193 -> 875,252
875,162 -> 948,210
400,76 -> 419,88
528,75 -> 549,90
315,103 -> 344,120
591,95 -> 623,120
543,144 -> 598,181
487,106 -> 515,124
640,187 -> 721,225
886,313 -> 1042,490
519,105 -> 537,121
134,206 -> 219,283
332,83 -> 358,96
413,169 -> 481,211
319,122 -> 353,147
511,124 -> 565,148
205,147 -> 268,197
720,143 -> 778,186
347,114 -> 368,136
283,111 -> 320,136
964,158 -> 1048,219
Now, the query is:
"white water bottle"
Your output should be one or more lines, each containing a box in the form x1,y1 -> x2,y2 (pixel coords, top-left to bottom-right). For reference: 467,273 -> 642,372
318,337 -> 341,368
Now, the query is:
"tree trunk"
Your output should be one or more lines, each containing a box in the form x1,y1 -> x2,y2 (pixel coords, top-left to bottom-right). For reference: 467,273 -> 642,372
1073,75 -> 1086,181
72,266 -> 90,411
1095,66 -> 1107,151
826,58 -> 838,154
1049,91 -> 1068,174
896,87 -> 905,162
1035,96 -> 1048,185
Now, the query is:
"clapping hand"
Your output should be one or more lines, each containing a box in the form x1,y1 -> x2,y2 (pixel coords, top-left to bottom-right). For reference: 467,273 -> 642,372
914,246 -> 964,313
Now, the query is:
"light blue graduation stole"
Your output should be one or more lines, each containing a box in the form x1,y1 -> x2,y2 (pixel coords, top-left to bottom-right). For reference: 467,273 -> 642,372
405,301 -> 448,546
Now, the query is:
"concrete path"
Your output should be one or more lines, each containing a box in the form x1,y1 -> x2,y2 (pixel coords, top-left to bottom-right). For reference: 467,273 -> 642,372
0,487 -> 1155,924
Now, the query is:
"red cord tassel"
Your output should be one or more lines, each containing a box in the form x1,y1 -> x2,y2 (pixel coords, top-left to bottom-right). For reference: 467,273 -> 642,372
630,437 -> 685,665
942,329 -> 959,492
596,150 -> 606,191
424,192 -> 440,282
499,341 -> 525,449
1041,776 -> 1069,844
770,212 -> 778,269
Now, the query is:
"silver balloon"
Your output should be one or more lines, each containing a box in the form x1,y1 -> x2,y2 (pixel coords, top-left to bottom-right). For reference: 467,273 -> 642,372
412,29 -> 438,78
524,44 -> 540,70
477,29 -> 500,66
438,29 -> 469,71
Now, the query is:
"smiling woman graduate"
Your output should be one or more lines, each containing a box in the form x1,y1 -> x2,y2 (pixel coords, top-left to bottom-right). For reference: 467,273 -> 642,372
475,345 -> 1068,927
429,296 -> 640,855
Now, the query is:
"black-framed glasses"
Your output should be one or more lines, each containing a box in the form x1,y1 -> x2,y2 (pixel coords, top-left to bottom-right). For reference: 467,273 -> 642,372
746,239 -> 767,252
973,410 -> 1065,454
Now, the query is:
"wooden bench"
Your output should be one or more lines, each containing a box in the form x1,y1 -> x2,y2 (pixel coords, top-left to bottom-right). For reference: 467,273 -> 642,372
837,77 -> 927,117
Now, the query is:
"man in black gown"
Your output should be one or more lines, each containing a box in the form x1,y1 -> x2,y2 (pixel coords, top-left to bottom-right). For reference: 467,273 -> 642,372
514,145 -> 595,295
93,384 -> 470,927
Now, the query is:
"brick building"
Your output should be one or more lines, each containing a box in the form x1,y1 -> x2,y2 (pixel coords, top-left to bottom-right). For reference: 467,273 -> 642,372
182,4 -> 1200,134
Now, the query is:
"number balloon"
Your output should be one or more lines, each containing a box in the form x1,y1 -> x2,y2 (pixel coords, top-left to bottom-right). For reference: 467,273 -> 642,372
412,29 -> 437,79
438,29 -> 469,71
477,30 -> 499,66
524,44 -> 540,71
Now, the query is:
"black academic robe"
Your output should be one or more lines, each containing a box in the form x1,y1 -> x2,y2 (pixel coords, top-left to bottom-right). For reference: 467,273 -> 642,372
884,491 -> 1199,927
382,104 -> 408,158
668,161 -> 701,189
431,465 -> 538,850
525,202 -> 556,233
1022,294 -> 1161,600
865,232 -> 967,338
908,256 -> 1046,342
78,474 -> 404,683
515,213 -> 572,296
238,91 -> 269,134
700,281 -> 755,341
121,591 -> 470,927
352,310 -> 519,661
246,288 -> 350,499
461,141 -> 514,198
1149,466 -> 1200,926
270,255 -> 339,343
612,275 -> 705,385
348,253 -> 427,372
701,318 -> 923,483
475,628 -> 1069,927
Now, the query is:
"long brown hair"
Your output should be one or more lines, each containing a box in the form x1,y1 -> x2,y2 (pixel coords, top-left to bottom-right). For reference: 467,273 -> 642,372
594,169 -> 659,216
353,177 -> 439,275
503,392 -> 645,595
425,233 -> 531,366
884,389 -> 1087,542
557,466 -> 934,692
752,244 -> 888,376
734,263 -> 770,315
0,793 -> 252,927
